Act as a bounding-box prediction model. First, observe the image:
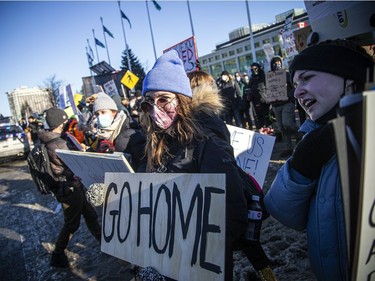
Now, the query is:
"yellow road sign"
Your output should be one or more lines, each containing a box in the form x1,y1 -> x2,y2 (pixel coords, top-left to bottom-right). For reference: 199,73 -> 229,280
121,70 -> 139,90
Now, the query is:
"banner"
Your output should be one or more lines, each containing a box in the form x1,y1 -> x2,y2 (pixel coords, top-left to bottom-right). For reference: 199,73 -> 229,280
226,125 -> 275,187
163,36 -> 198,73
102,173 -> 226,281
265,70 -> 288,103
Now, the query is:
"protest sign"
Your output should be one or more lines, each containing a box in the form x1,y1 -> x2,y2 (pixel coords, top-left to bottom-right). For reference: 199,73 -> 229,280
353,91 -> 375,281
102,173 -> 226,281
265,70 -> 288,103
163,36 -> 198,73
103,79 -> 120,98
55,149 -> 133,188
227,125 -> 275,187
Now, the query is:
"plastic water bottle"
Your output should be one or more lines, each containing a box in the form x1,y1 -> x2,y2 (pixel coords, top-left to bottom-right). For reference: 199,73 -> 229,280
245,195 -> 263,242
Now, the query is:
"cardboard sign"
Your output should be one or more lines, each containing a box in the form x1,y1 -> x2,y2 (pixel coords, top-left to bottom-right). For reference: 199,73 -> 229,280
103,79 -> 120,98
55,149 -> 134,188
265,70 -> 288,103
163,36 -> 198,73
121,70 -> 139,90
101,173 -> 226,281
353,91 -> 375,281
293,25 -> 312,52
227,125 -> 275,187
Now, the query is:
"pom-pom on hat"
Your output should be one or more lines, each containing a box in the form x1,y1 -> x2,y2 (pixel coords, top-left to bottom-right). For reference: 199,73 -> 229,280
45,108 -> 68,129
93,92 -> 118,113
142,50 -> 192,98
289,40 -> 374,86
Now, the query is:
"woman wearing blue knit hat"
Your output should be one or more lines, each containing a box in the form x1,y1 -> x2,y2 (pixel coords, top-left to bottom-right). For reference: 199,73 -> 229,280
139,50 -> 263,281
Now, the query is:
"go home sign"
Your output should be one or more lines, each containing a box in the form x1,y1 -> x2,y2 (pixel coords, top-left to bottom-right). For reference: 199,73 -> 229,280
101,173 -> 226,281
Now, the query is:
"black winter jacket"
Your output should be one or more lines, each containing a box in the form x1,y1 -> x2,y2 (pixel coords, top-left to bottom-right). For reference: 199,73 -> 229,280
153,85 -> 248,242
38,129 -> 79,190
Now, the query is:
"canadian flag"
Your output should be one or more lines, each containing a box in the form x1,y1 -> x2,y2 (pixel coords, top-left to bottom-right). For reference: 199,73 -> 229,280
298,22 -> 306,28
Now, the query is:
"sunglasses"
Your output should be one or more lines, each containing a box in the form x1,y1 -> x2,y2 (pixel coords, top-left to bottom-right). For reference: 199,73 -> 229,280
140,96 -> 176,113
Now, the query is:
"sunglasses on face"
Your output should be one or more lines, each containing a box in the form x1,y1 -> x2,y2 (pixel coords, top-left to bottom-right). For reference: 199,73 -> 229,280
140,96 -> 176,113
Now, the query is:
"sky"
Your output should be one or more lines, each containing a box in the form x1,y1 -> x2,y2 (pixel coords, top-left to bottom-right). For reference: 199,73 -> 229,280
0,0 -> 306,117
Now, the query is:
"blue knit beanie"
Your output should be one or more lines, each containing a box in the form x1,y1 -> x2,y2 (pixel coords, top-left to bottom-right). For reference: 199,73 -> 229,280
142,50 -> 192,98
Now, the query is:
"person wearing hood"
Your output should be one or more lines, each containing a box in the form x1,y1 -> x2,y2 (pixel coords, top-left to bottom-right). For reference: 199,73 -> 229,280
268,56 -> 299,157
217,70 -> 243,127
85,92 -> 146,172
264,40 -> 374,281
38,108 -> 101,268
140,50 -> 249,281
187,70 -> 278,280
245,63 -> 271,130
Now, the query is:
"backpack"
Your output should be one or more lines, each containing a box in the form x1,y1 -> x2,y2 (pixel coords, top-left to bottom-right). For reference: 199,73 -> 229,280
27,138 -> 60,195
194,136 -> 269,220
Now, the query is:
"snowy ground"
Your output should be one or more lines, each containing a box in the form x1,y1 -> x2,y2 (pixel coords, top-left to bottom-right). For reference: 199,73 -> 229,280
0,141 -> 317,281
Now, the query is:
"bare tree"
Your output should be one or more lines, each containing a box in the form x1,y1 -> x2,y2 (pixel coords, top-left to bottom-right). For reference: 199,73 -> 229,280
43,75 -> 63,107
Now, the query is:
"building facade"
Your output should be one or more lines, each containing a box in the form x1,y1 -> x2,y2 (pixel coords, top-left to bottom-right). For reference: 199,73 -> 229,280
199,9 -> 309,78
6,86 -> 53,122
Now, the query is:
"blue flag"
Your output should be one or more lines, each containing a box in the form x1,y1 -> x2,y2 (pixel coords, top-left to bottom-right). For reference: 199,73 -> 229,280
152,0 -> 161,11
103,25 -> 114,38
95,37 -> 105,48
120,9 -> 132,29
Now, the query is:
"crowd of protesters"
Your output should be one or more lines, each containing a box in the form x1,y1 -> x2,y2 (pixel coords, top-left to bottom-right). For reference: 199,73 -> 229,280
20,38 -> 374,281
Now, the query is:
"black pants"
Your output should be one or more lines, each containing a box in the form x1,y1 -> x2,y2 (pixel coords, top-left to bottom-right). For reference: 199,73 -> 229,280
54,185 -> 101,253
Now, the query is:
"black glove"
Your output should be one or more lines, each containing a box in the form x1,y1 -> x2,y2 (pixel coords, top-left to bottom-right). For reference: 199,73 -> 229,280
290,124 -> 336,179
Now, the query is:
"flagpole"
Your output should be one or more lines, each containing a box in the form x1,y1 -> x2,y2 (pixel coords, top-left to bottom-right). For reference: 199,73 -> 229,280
186,0 -> 195,36
118,1 -> 132,73
92,29 -> 100,62
245,0 -> 257,63
101,17 -> 111,65
146,0 -> 157,61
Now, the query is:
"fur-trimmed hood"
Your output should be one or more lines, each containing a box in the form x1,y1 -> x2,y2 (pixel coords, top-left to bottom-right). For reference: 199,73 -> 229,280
190,83 -> 230,143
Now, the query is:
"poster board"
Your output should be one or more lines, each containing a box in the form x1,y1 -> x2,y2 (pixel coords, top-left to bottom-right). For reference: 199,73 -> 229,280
103,79 -> 120,98
55,149 -> 134,188
227,125 -> 275,187
265,70 -> 288,103
353,91 -> 375,281
101,173 -> 226,281
163,36 -> 198,73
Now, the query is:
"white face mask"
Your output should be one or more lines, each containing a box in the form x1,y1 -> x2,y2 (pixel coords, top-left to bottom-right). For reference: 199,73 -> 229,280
97,113 -> 113,128
221,75 -> 229,82
236,77 -> 241,82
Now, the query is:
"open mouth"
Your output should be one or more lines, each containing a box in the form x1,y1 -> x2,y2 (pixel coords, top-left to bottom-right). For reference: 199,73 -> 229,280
302,99 -> 316,109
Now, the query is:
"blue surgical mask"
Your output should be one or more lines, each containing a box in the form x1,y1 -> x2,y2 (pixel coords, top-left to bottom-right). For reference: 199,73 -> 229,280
97,113 -> 113,128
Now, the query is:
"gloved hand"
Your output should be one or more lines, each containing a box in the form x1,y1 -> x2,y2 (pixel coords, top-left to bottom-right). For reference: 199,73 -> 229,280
290,124 -> 336,179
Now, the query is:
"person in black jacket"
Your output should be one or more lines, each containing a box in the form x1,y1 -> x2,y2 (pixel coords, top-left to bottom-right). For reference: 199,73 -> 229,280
84,92 -> 147,172
247,63 -> 271,130
187,70 -> 278,281
140,50 -> 249,281
38,108 -> 101,268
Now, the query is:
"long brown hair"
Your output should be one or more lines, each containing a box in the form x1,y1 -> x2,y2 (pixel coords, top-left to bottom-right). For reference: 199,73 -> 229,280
140,94 -> 205,171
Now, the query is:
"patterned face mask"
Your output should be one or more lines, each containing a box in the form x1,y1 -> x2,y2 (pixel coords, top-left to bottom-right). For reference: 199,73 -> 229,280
149,104 -> 177,130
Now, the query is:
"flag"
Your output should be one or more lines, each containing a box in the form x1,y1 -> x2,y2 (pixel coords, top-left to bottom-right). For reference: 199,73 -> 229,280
103,25 -> 114,38
86,47 -> 94,66
87,39 -> 95,60
151,0 -> 161,11
120,9 -> 132,29
95,37 -> 105,48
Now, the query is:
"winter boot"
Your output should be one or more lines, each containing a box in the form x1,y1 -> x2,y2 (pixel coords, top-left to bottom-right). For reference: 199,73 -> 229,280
258,266 -> 278,281
50,251 -> 69,268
